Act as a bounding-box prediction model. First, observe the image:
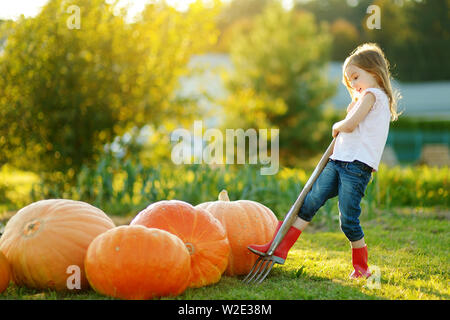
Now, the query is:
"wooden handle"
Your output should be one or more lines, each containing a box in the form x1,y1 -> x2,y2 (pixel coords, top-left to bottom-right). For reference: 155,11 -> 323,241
266,137 -> 336,256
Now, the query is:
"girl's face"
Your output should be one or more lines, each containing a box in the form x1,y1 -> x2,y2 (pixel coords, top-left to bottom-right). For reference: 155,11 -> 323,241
345,64 -> 379,96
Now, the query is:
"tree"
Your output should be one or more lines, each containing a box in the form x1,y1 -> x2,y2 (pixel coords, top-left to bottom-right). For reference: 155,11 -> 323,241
365,0 -> 450,81
330,18 -> 360,61
0,0 -> 220,178
295,0 -> 373,33
214,0 -> 274,53
220,2 -> 336,165
216,0 -> 273,31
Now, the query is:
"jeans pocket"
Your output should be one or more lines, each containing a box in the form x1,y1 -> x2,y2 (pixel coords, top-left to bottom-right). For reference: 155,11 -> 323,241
345,162 -> 365,177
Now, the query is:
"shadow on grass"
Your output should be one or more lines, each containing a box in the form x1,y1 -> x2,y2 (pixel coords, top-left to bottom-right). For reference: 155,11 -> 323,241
177,267 -> 383,300
255,267 -> 383,300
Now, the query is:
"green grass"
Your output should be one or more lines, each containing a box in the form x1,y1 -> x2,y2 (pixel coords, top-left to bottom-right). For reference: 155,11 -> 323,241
1,207 -> 448,300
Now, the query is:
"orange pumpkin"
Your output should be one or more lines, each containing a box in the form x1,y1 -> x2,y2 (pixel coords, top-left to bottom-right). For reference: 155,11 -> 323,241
0,199 -> 115,291
85,225 -> 191,300
130,200 -> 230,288
0,250 -> 11,293
196,190 -> 278,276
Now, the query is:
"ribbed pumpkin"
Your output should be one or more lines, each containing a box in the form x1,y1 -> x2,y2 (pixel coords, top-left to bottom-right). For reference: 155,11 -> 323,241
0,199 -> 115,291
85,225 -> 191,300
130,200 -> 230,288
0,250 -> 11,293
196,190 -> 278,276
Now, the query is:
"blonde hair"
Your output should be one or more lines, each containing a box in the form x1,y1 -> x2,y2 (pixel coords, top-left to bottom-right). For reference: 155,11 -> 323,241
343,43 -> 401,121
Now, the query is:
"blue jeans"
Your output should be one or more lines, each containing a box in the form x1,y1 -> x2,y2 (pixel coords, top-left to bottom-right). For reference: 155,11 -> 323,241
297,159 -> 372,242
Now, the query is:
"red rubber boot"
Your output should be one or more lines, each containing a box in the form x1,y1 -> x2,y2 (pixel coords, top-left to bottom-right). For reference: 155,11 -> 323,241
248,221 -> 302,264
247,221 -> 282,255
349,245 -> 372,279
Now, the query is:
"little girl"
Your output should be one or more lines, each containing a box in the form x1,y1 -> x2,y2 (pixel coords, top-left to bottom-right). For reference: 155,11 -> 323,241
249,43 -> 400,279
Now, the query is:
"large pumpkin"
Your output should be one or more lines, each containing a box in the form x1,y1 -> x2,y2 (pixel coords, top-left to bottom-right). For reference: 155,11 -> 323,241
85,225 -> 191,300
196,190 -> 278,276
0,250 -> 10,293
130,200 -> 230,288
0,199 -> 115,291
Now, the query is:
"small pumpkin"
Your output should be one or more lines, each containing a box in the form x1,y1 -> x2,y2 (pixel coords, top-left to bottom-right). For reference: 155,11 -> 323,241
130,200 -> 230,288
0,250 -> 11,293
196,190 -> 278,276
85,225 -> 191,300
0,199 -> 115,291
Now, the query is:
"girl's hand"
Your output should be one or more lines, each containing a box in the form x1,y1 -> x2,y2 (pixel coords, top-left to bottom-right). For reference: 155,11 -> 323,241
332,122 -> 341,138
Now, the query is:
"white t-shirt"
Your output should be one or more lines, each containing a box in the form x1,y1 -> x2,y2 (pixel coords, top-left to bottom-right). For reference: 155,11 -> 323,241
330,87 -> 391,171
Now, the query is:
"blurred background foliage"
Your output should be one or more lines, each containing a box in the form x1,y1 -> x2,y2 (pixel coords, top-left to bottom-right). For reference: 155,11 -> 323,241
0,0 -> 220,178
0,0 -> 448,213
215,0 -> 450,81
221,2 -> 336,163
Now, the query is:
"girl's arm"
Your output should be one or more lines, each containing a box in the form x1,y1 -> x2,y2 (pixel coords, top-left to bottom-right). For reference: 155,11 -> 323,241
332,92 -> 375,138
346,99 -> 358,113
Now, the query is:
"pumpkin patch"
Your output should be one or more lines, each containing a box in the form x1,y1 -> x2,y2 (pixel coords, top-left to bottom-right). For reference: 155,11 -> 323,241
130,200 -> 230,288
0,193 -> 278,298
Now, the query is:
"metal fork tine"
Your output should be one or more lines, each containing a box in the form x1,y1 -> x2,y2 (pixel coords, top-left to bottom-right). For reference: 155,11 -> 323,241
250,259 -> 271,284
243,257 -> 267,284
255,260 -> 275,285
242,256 -> 263,282
251,259 -> 274,284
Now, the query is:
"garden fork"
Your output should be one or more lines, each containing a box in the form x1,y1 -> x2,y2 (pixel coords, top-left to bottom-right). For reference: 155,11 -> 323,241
243,137 -> 337,285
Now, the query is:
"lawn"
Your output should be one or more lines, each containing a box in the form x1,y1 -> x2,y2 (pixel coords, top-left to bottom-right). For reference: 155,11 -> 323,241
1,206 -> 448,300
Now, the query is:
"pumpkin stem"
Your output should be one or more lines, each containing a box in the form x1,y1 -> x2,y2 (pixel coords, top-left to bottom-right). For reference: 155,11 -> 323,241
218,190 -> 230,201
23,220 -> 42,237
185,242 -> 195,255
